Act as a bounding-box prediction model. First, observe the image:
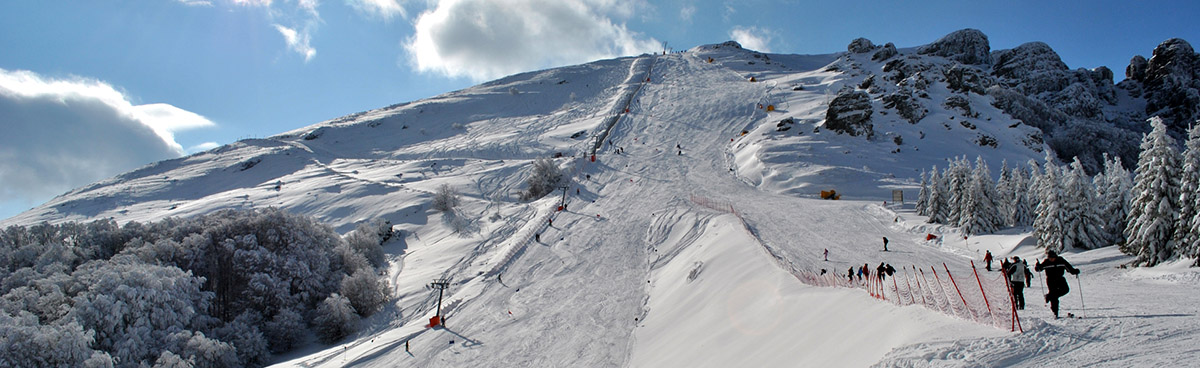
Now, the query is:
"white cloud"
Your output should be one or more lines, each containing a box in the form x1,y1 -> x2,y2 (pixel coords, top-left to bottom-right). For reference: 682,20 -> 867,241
404,0 -> 660,81
679,4 -> 696,22
729,26 -> 773,52
218,0 -> 321,61
0,68 -> 215,210
274,24 -> 317,61
188,142 -> 222,153
176,0 -> 214,6
347,0 -> 407,20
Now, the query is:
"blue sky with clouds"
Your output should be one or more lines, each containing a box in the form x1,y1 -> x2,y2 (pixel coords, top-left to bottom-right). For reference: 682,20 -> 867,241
1,0 -> 1198,220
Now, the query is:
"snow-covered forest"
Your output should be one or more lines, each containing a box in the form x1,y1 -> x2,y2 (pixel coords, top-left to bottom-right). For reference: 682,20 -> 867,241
918,117 -> 1200,267
0,208 -> 391,367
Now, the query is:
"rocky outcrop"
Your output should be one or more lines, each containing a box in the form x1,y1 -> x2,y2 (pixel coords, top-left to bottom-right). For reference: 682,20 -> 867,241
872,42 -> 898,61
993,42 -> 1068,80
918,28 -> 991,65
882,90 -> 926,124
1120,38 -> 1200,137
848,38 -> 876,53
825,90 -> 874,137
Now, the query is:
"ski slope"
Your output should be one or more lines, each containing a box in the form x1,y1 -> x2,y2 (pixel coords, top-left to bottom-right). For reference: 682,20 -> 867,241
6,42 -> 1199,367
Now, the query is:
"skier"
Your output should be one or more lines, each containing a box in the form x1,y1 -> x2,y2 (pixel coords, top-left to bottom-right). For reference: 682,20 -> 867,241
1006,256 -> 1032,310
824,248 -> 829,261
882,237 -> 889,251
1035,250 -> 1080,318
847,267 -> 854,283
876,263 -> 887,281
885,263 -> 895,277
984,250 -> 994,271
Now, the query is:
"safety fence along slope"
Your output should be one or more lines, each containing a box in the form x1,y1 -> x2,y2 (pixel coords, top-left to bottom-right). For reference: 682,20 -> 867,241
689,194 -> 1023,332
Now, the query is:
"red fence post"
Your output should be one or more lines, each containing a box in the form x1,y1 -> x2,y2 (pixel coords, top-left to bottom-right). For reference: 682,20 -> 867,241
1000,267 -> 1022,333
943,263 -> 978,322
971,260 -> 998,328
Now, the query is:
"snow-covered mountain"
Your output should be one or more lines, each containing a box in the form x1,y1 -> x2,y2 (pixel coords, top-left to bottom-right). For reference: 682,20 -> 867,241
4,29 -> 1200,367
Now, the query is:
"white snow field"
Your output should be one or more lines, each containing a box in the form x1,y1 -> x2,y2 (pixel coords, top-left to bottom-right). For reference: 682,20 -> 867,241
6,42 -> 1200,367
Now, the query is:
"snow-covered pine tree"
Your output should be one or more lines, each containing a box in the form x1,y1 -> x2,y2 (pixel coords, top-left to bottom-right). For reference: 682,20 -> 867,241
1010,166 -> 1034,227
1124,118 -> 1182,266
946,157 -> 972,226
1062,158 -> 1107,249
1101,154 -> 1133,247
926,166 -> 947,224
917,169 -> 930,216
961,157 -> 1002,235
1033,157 -> 1067,252
1174,124 -> 1200,266
994,159 -> 1015,226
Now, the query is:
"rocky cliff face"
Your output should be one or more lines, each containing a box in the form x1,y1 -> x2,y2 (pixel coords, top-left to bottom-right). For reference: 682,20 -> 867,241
1123,38 -> 1200,138
825,29 -> 1195,172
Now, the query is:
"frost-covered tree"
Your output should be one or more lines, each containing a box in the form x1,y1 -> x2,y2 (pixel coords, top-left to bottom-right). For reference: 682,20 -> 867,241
1125,118 -> 1182,266
1033,158 -> 1067,252
67,256 -> 211,367
340,269 -> 389,318
345,220 -> 389,269
1010,166 -> 1034,227
1099,154 -> 1133,247
994,160 -> 1015,226
523,157 -> 564,200
916,169 -> 930,216
1062,159 -> 1107,249
0,313 -> 108,368
313,293 -> 359,343
926,166 -> 947,223
960,157 -> 1002,235
945,158 -> 973,225
432,184 -> 461,212
1173,124 -> 1200,266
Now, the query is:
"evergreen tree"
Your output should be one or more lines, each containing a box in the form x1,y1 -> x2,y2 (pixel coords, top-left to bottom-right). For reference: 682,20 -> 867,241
1102,154 -> 1134,246
946,157 -> 972,226
961,157 -> 1002,235
1125,118 -> 1182,266
1010,166 -> 1034,227
926,166 -> 947,224
1033,158 -> 1067,252
1062,159 -> 1107,249
994,159 -> 1015,226
1175,124 -> 1200,266
916,169 -> 930,216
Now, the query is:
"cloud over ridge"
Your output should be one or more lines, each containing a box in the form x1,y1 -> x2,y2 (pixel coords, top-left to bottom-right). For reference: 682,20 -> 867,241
404,0 -> 661,81
0,69 -> 214,211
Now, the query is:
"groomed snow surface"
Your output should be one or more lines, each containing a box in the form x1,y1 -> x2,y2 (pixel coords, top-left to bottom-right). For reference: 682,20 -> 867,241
269,49 -> 1198,367
8,43 -> 1198,367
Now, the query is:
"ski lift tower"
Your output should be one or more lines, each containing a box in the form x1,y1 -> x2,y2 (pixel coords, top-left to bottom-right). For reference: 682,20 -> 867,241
429,278 -> 450,327
558,185 -> 570,211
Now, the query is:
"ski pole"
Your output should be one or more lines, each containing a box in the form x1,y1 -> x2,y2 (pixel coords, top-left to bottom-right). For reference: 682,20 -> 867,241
1037,259 -> 1046,305
1075,273 -> 1085,316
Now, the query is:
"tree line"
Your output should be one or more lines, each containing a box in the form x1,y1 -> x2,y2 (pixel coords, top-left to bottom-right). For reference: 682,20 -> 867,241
917,117 -> 1200,267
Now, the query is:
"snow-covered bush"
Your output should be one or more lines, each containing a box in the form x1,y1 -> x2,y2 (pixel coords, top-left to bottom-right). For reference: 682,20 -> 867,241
523,158 -> 564,200
313,293 -> 360,343
433,184 -> 462,212
340,269 -> 389,317
0,208 -> 394,366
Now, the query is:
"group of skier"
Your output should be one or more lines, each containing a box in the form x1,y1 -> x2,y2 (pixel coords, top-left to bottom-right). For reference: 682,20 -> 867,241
995,249 -> 1081,318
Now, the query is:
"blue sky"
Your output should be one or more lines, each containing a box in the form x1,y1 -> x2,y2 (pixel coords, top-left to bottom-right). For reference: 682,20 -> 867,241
1,0 -> 1198,220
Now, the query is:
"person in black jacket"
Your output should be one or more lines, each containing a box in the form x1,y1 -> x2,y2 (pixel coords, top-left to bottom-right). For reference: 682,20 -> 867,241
1034,250 -> 1080,318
